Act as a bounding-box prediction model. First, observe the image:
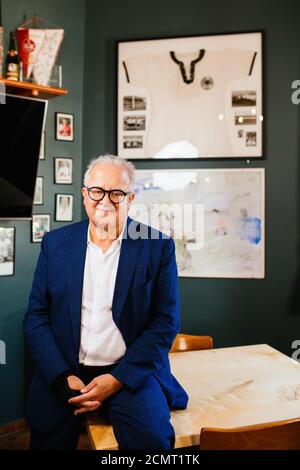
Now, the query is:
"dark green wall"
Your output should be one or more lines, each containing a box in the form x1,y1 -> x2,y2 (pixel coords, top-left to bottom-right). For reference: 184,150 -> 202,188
0,0 -> 85,425
82,0 -> 300,355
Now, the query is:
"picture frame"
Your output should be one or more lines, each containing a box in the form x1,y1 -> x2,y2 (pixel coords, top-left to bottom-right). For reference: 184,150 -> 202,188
33,176 -> 44,205
31,214 -> 50,243
0,227 -> 15,276
118,31 -> 263,159
55,112 -> 74,141
130,168 -> 265,278
39,131 -> 45,160
55,194 -> 73,222
54,157 -> 73,184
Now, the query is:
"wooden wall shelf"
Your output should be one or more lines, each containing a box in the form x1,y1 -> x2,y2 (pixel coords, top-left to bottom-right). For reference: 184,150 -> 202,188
0,78 -> 67,100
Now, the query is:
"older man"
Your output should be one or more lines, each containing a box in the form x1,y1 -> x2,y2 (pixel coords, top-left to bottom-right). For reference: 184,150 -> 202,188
24,155 -> 188,450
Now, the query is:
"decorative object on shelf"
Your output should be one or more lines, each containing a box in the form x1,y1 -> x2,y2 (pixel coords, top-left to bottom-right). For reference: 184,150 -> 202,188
0,227 -> 15,276
55,194 -> 73,222
16,14 -> 64,86
31,214 -> 50,243
55,112 -> 74,141
39,131 -> 45,159
0,26 -> 4,77
130,168 -> 265,278
54,157 -> 73,184
118,31 -> 263,159
33,176 -> 43,205
5,31 -> 20,81
48,64 -> 62,88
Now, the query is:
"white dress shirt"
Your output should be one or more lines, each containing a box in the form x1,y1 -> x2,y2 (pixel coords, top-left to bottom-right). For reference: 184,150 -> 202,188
79,223 -> 127,366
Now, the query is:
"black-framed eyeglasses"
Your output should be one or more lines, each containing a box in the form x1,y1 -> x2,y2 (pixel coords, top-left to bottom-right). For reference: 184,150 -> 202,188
84,186 -> 130,204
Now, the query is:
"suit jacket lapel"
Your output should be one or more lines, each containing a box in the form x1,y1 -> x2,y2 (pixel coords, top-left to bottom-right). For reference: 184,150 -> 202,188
112,217 -> 143,328
67,218 -> 89,353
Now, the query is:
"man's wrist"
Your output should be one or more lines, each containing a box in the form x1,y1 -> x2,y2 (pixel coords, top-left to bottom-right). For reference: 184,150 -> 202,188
109,374 -> 123,391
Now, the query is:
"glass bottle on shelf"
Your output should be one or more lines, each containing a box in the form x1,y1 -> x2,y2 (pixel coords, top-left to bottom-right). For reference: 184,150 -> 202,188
5,31 -> 19,81
47,64 -> 63,88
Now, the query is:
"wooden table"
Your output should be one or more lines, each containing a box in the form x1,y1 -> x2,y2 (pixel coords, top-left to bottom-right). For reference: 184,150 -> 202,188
86,344 -> 300,450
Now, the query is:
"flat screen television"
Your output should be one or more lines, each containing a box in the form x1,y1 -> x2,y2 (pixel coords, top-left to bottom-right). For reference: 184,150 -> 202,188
0,94 -> 47,219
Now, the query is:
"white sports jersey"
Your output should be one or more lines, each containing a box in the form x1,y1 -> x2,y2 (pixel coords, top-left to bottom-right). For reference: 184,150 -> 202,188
124,49 -> 256,157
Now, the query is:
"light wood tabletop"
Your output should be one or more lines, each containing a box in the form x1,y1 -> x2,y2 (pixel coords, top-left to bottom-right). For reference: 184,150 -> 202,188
86,344 -> 300,450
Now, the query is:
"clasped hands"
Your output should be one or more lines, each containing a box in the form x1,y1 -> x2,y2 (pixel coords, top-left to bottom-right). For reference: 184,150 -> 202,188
67,374 -> 123,415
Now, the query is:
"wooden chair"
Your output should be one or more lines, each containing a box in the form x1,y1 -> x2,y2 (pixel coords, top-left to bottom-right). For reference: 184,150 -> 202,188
170,334 -> 213,353
200,418 -> 300,450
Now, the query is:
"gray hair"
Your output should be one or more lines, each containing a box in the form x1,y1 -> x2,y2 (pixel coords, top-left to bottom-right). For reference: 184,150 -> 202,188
83,154 -> 136,189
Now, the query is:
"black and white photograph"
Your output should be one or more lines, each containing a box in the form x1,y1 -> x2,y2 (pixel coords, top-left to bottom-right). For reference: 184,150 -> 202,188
31,214 -> 50,243
55,194 -> 73,222
33,176 -> 43,205
39,131 -> 45,160
0,227 -> 15,276
123,95 -> 146,111
123,135 -> 143,149
232,90 -> 257,107
54,157 -> 73,184
246,131 -> 257,146
55,112 -> 74,141
235,113 -> 257,126
118,32 -> 263,159
123,115 -> 146,131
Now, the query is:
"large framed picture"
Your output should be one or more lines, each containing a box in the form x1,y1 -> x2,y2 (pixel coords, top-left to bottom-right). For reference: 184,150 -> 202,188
118,32 -> 263,159
55,112 -> 74,141
0,227 -> 15,276
54,157 -> 73,184
31,214 -> 50,243
55,194 -> 73,222
130,168 -> 265,278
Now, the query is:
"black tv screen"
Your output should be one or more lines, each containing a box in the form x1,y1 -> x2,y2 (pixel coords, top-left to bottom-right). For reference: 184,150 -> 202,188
0,94 -> 47,219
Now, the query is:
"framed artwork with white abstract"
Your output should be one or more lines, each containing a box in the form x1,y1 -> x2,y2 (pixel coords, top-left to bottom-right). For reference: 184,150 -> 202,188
130,168 -> 265,278
32,214 -> 50,243
39,131 -> 45,160
55,194 -> 73,222
54,157 -> 73,184
33,176 -> 43,205
118,31 -> 263,159
0,227 -> 15,276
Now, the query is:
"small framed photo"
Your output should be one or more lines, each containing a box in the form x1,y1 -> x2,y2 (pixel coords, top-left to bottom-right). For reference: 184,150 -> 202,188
31,214 -> 51,243
0,227 -> 15,276
54,157 -> 73,184
55,194 -> 73,222
39,131 -> 45,160
33,176 -> 44,205
55,112 -> 74,141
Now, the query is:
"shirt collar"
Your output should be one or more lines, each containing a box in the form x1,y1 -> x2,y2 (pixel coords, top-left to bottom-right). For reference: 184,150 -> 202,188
87,220 -> 127,247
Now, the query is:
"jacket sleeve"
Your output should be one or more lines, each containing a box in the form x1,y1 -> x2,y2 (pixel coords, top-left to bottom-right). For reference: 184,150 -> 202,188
23,233 -> 73,386
111,237 -> 180,391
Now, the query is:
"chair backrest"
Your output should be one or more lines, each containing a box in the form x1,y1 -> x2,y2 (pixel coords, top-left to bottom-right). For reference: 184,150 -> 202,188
200,418 -> 300,450
170,334 -> 213,353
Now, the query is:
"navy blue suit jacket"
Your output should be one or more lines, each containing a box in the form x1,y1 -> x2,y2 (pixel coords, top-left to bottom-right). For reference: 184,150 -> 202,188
24,217 -> 188,432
